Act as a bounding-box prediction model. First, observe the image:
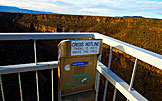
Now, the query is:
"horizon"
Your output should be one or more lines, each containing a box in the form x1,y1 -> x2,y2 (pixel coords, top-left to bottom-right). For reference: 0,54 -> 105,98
0,0 -> 162,19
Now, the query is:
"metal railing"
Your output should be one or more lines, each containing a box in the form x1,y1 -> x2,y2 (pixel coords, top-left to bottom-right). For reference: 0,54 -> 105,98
94,33 -> 162,101
0,32 -> 161,101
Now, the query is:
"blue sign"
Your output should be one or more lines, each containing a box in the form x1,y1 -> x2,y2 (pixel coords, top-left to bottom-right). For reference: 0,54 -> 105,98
71,61 -> 88,66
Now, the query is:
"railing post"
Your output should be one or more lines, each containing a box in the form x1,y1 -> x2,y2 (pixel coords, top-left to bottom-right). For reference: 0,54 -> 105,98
129,58 -> 138,91
34,40 -> 39,101
96,55 -> 101,101
126,58 -> 138,101
103,47 -> 113,101
36,71 -> 39,101
96,42 -> 103,101
34,40 -> 37,64
51,69 -> 54,101
18,72 -> 23,101
113,88 -> 117,101
96,71 -> 100,101
0,75 -> 5,101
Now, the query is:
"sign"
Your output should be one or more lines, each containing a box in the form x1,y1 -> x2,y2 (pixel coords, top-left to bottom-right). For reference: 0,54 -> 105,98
71,40 -> 100,56
58,39 -> 102,96
71,61 -> 88,66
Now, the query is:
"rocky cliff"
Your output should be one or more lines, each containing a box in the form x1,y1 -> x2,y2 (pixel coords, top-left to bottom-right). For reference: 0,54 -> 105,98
0,12 -> 162,101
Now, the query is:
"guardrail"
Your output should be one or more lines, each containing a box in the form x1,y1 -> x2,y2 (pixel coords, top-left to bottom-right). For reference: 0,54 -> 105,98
94,33 -> 162,101
0,32 -> 161,101
0,32 -> 95,101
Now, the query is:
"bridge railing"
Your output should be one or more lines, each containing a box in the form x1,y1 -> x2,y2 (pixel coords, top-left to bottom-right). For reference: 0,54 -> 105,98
0,32 -> 95,101
0,32 -> 161,101
94,33 -> 162,101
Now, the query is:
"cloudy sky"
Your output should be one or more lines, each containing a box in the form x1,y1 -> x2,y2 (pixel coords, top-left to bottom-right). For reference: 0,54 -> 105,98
0,0 -> 162,19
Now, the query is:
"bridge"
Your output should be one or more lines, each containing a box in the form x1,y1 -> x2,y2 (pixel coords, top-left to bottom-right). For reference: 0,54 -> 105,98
0,32 -> 161,101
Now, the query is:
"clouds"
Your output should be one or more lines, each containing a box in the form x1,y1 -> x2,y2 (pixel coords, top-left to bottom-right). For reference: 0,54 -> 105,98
0,0 -> 162,19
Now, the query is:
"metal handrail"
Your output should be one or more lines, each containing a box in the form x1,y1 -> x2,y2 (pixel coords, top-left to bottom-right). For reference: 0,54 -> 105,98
97,61 -> 147,101
0,61 -> 58,75
0,33 -> 95,40
94,33 -> 162,70
0,32 -> 161,70
0,32 -> 161,101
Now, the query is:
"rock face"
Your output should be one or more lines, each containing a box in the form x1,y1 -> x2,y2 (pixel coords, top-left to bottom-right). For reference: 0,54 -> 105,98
0,12 -> 162,101
0,12 -> 162,55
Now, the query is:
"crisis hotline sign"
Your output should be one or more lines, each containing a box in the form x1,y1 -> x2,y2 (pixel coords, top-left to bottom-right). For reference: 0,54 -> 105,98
71,40 -> 100,56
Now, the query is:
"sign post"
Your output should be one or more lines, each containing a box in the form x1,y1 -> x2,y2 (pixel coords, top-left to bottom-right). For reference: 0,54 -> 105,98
58,39 -> 102,101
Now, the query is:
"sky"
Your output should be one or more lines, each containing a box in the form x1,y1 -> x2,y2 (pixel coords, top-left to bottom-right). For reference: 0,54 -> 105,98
0,0 -> 162,19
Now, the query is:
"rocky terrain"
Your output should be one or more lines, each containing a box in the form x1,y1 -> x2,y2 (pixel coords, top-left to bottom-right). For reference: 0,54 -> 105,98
0,12 -> 162,101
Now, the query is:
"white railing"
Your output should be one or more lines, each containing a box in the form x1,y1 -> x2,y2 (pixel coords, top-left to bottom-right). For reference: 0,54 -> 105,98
0,32 -> 161,101
94,33 -> 162,69
0,33 -> 95,101
94,33 -> 162,101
